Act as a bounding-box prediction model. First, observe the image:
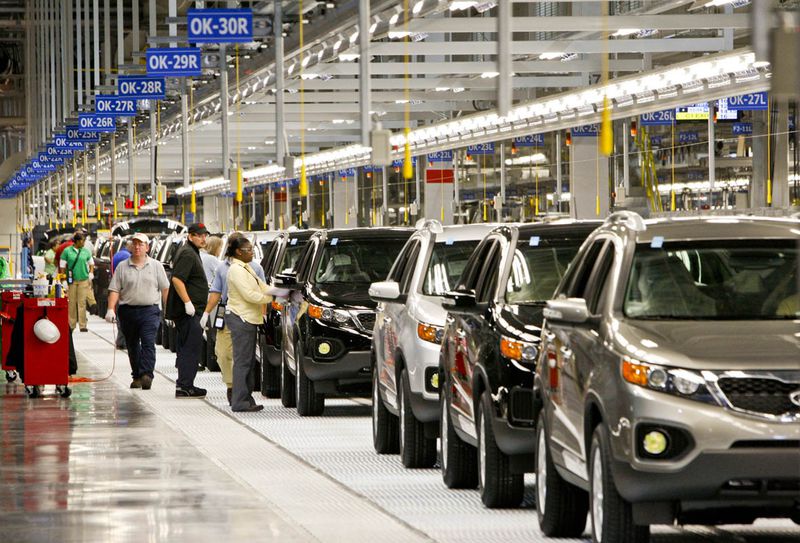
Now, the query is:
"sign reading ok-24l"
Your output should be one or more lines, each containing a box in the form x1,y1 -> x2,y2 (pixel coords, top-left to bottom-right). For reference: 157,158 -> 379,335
187,8 -> 253,44
146,48 -> 202,77
117,76 -> 166,99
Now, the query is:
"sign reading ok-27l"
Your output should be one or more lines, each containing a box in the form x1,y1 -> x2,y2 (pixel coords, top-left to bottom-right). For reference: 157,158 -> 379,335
187,8 -> 253,44
146,48 -> 202,77
117,76 -> 166,99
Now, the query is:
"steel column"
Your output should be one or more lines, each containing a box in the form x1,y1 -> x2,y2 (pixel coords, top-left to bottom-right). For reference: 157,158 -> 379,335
358,0 -> 370,146
497,0 -> 511,117
707,101 -> 715,200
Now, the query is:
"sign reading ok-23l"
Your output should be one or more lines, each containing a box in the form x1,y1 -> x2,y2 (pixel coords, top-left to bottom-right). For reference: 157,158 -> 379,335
146,48 -> 202,77
187,8 -> 253,43
117,76 -> 166,99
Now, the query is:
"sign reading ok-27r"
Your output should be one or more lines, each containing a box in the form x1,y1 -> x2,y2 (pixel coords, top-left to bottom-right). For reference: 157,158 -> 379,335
146,48 -> 202,77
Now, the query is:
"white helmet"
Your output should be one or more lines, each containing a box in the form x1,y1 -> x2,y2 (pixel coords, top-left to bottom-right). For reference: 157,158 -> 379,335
33,318 -> 61,344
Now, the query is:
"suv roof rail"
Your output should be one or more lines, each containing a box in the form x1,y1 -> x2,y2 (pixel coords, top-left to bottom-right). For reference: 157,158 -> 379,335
415,218 -> 444,234
604,210 -> 646,232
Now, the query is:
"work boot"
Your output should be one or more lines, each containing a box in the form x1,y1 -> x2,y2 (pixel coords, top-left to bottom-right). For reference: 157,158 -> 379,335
130,378 -> 142,389
140,375 -> 153,390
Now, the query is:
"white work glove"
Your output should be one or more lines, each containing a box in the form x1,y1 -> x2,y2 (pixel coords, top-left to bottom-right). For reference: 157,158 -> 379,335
199,311 -> 210,329
184,301 -> 196,317
89,272 -> 94,281
290,291 -> 304,304
164,319 -> 174,327
104,309 -> 116,323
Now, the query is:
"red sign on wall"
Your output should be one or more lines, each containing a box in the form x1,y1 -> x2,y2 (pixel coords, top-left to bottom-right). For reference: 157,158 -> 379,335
425,169 -> 454,184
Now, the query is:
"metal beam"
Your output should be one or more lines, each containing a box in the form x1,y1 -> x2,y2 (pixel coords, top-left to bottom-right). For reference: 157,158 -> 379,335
285,76 -> 586,90
301,59 -> 645,76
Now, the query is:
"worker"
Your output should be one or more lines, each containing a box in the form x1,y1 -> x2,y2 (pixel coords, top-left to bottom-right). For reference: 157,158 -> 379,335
59,232 -> 94,332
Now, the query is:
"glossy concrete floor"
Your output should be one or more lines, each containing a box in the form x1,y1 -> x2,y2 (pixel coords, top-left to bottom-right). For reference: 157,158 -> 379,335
2,318 -> 798,543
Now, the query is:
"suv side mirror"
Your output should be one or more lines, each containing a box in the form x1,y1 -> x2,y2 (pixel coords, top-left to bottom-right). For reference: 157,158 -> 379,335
274,271 -> 300,291
543,298 -> 597,325
441,289 -> 487,315
369,281 -> 406,304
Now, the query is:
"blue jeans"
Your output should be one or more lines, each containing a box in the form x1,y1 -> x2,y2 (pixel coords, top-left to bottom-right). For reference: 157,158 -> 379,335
118,305 -> 161,379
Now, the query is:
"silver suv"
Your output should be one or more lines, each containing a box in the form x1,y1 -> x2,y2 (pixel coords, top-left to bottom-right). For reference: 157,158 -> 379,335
369,221 -> 498,467
535,212 -> 800,543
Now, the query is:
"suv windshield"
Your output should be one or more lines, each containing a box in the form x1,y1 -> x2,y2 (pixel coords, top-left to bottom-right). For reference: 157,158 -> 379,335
624,240 -> 798,320
315,238 -> 407,285
506,240 -> 583,304
282,243 -> 307,274
422,241 -> 479,296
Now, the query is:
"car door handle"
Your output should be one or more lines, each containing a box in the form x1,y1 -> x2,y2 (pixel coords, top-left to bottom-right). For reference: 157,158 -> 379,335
560,346 -> 573,359
383,316 -> 391,324
456,328 -> 466,338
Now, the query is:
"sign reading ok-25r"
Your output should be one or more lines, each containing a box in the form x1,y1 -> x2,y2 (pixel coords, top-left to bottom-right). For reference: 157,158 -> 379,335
117,76 -> 166,99
146,48 -> 202,77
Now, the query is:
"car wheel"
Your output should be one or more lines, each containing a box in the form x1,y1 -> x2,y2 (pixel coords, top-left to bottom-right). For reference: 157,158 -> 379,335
295,341 -> 324,416
280,348 -> 296,408
372,364 -> 399,454
440,387 -> 478,489
535,412 -> 589,536
399,370 -> 436,468
590,424 -> 650,543
260,335 -> 280,398
477,392 -> 524,508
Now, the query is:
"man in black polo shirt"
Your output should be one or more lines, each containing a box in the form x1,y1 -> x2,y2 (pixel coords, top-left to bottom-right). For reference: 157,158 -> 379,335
166,223 -> 210,398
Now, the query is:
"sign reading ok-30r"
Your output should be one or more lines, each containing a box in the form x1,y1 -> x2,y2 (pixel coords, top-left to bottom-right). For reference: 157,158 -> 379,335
96,96 -> 136,116
146,47 -> 202,77
117,76 -> 166,99
79,113 -> 116,133
187,8 -> 253,43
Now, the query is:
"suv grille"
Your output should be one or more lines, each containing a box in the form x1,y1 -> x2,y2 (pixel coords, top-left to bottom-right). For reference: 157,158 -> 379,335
718,377 -> 800,416
356,313 -> 376,331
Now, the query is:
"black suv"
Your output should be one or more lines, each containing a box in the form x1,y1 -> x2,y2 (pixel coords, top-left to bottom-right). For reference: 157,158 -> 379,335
278,228 -> 412,416
439,221 -> 598,507
257,229 -> 315,397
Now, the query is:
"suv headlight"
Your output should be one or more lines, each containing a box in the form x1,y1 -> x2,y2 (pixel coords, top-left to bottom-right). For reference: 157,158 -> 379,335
309,304 -> 352,325
500,336 -> 538,363
417,322 -> 444,344
621,357 -> 716,405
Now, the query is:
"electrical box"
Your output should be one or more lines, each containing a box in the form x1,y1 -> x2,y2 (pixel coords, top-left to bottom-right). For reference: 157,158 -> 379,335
284,155 -> 297,175
157,185 -> 168,203
87,203 -> 96,216
371,128 -> 393,166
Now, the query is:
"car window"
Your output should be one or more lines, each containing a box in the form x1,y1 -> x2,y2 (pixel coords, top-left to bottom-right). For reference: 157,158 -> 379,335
314,237 -> 409,285
584,243 -> 615,314
457,239 -> 494,292
387,238 -> 416,283
399,241 -> 421,293
422,240 -> 479,296
475,240 -> 502,303
564,239 -> 607,298
295,240 -> 318,283
505,237 -> 585,304
624,239 -> 798,320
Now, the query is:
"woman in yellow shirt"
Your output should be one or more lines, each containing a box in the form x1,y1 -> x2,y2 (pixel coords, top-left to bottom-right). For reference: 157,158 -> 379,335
225,236 -> 273,412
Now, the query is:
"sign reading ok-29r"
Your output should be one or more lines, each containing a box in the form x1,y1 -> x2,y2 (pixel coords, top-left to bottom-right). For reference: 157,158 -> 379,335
187,8 -> 253,43
117,76 -> 166,99
146,48 -> 202,77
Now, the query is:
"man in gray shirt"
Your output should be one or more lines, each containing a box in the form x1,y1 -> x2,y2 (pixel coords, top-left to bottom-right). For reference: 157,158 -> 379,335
105,233 -> 170,390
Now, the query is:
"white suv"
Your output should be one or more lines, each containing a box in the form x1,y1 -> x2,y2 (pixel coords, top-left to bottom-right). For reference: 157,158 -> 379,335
369,220 -> 498,468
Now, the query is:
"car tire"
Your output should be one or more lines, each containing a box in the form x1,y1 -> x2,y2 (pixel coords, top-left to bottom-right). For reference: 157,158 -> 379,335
260,334 -> 280,398
477,392 -> 524,508
590,424 -> 650,543
399,370 -> 436,468
372,365 -> 399,454
295,341 -> 324,416
440,388 -> 478,489
280,348 -> 296,408
535,412 -> 589,536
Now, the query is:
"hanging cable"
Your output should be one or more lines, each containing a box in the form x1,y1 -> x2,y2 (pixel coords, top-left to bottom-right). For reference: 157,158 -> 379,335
235,44 -> 244,224
189,83 -> 196,217
157,99 -> 163,214
298,0 -> 308,225
767,98 -> 772,206
482,153 -> 487,222
670,121 -> 676,211
133,122 -> 138,216
402,0 -> 412,224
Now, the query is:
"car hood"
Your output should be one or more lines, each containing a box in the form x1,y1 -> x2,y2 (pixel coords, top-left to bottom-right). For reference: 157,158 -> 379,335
309,283 -> 376,310
613,319 -> 800,371
409,295 -> 448,327
498,303 -> 545,343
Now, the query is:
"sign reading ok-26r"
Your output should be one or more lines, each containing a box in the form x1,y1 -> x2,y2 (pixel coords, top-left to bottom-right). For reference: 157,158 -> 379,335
187,8 -> 253,44
146,48 -> 202,77
117,76 -> 166,99
78,113 -> 117,133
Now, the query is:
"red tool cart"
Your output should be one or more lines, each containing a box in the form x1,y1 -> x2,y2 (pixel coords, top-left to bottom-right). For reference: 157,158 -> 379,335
0,290 -> 25,383
22,297 -> 70,398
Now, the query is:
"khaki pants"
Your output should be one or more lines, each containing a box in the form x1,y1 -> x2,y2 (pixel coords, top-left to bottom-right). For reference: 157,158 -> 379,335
215,326 -> 234,388
68,279 -> 90,330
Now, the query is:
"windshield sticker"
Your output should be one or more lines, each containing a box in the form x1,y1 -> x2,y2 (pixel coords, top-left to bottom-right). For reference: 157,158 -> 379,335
330,237 -> 339,246
290,238 -> 298,245
445,238 -> 454,246
529,236 -> 540,246
651,236 -> 664,248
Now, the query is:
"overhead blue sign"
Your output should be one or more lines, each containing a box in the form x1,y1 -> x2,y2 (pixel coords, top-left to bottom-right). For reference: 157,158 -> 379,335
39,153 -> 64,165
727,92 -> 768,111
95,96 -> 137,116
187,8 -> 253,44
466,142 -> 495,155
732,122 -> 753,135
391,157 -> 418,167
46,145 -> 73,158
427,150 -> 454,162
649,135 -> 663,147
678,131 -> 700,144
79,113 -> 117,133
67,125 -> 100,143
513,134 -> 544,147
53,134 -> 85,151
118,76 -> 166,99
640,109 -> 675,126
146,47 -> 202,77
571,124 -> 599,137
338,168 -> 356,177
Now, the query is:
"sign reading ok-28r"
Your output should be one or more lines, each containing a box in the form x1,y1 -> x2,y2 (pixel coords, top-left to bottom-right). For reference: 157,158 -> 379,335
117,76 -> 166,99
146,48 -> 202,77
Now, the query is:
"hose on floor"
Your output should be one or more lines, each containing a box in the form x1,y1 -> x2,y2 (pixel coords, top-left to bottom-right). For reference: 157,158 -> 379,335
68,320 -> 117,383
